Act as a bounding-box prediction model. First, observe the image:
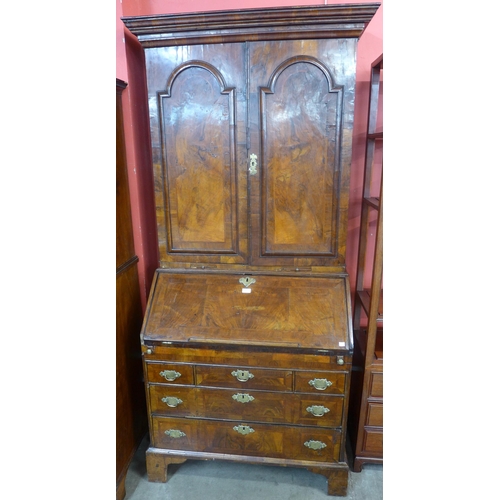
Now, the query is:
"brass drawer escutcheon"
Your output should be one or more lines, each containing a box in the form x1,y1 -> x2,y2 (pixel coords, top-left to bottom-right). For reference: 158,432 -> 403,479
159,370 -> 181,382
231,369 -> 254,382
164,429 -> 186,439
161,396 -> 183,407
233,424 -> 255,435
304,440 -> 327,450
306,405 -> 330,417
308,378 -> 333,391
232,393 -> 255,403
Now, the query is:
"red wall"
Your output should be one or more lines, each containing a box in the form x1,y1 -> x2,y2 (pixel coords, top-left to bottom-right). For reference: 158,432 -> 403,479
116,0 -> 383,310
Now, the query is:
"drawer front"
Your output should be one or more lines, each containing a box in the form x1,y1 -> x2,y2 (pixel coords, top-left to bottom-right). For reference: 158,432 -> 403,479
369,372 -> 383,398
295,371 -> 346,394
146,362 -> 194,385
362,428 -> 383,455
152,416 -> 341,463
149,385 -> 197,417
366,402 -> 383,427
195,365 -> 293,392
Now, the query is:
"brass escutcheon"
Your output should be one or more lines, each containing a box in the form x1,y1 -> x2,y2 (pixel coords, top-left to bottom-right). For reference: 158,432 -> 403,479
306,405 -> 330,417
304,440 -> 327,450
165,429 -> 186,439
308,378 -> 333,391
239,276 -> 256,288
233,425 -> 255,435
161,396 -> 183,408
232,393 -> 255,403
249,154 -> 258,175
159,370 -> 181,381
231,369 -> 254,382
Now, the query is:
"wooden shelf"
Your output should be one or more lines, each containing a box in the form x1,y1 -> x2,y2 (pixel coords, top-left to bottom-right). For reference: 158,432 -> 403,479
356,289 -> 383,322
354,328 -> 383,362
364,196 -> 380,210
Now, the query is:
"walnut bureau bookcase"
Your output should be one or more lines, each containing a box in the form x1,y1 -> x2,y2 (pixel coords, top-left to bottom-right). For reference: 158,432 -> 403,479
122,4 -> 379,496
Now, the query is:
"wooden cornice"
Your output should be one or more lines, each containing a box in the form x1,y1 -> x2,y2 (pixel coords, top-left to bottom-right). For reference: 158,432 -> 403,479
122,3 -> 380,47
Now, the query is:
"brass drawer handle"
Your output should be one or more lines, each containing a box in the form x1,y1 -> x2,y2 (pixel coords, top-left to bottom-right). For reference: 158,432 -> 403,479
164,429 -> 186,438
306,405 -> 330,417
161,396 -> 183,408
233,424 -> 255,435
308,378 -> 332,391
304,440 -> 327,450
159,369 -> 181,381
231,369 -> 254,382
232,393 -> 255,403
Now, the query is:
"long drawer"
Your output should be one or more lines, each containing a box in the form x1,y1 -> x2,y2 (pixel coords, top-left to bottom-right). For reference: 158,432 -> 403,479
151,416 -> 342,463
149,385 -> 343,427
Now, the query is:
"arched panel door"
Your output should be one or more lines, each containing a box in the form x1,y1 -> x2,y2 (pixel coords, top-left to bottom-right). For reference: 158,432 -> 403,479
146,45 -> 249,267
248,40 -> 357,269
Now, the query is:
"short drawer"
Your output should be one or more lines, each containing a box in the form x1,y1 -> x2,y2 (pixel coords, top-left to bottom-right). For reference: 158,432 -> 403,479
366,402 -> 383,427
195,365 -> 293,392
295,371 -> 346,394
151,416 -> 341,463
146,362 -> 194,385
369,372 -> 383,398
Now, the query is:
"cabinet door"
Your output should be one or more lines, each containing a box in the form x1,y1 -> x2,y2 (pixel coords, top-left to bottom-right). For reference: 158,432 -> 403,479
248,40 -> 356,267
146,44 -> 249,266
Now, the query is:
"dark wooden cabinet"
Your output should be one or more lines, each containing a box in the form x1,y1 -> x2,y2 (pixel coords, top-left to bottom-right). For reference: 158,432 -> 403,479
116,79 -> 148,500
122,4 -> 379,496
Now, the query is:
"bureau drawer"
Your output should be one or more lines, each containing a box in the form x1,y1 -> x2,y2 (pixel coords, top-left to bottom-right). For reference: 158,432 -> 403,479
295,371 -> 346,394
195,365 -> 293,391
150,386 -> 343,427
152,416 -> 341,463
146,362 -> 194,385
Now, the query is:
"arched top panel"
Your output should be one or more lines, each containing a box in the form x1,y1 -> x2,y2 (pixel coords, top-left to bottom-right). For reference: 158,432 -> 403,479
266,56 -> 339,94
165,60 -> 232,97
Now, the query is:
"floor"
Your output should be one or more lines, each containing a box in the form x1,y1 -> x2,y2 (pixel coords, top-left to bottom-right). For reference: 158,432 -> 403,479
124,436 -> 383,500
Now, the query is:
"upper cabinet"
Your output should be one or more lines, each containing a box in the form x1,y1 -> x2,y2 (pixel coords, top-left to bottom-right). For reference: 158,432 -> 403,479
123,4 -> 380,272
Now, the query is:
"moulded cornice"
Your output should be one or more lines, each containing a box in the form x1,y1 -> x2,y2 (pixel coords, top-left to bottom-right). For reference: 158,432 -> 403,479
122,3 -> 381,47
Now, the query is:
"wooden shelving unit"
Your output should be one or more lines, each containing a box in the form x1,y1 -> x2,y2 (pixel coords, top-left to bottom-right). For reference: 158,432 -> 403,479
348,54 -> 383,472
